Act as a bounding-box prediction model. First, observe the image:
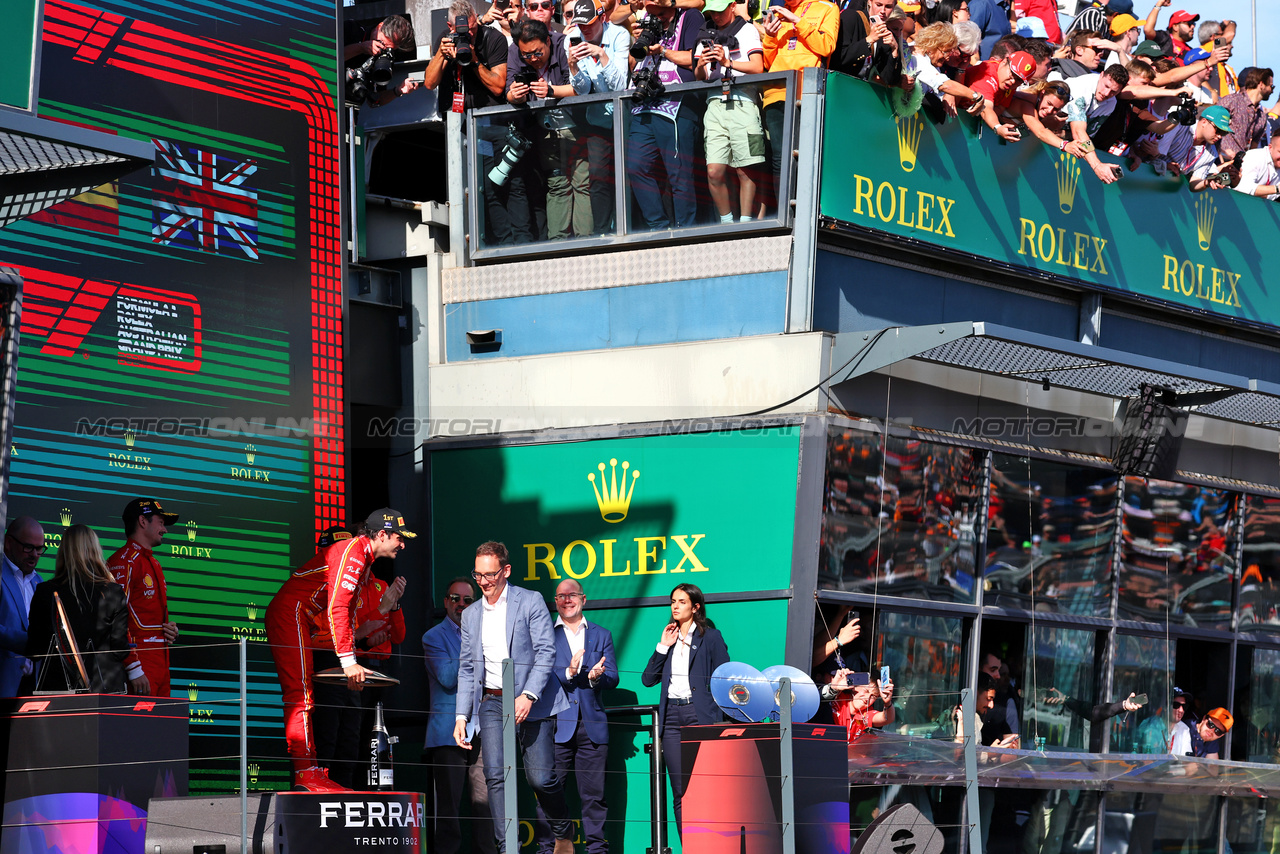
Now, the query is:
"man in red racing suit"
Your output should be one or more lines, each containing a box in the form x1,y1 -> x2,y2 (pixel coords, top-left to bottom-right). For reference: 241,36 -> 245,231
265,525 -> 352,792
108,498 -> 182,697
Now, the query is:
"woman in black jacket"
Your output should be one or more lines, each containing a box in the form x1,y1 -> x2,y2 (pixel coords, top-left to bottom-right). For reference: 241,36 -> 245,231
641,582 -> 730,836
27,525 -> 133,694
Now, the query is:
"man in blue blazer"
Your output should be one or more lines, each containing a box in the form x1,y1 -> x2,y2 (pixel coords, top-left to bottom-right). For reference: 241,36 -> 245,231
454,541 -> 573,854
534,579 -> 618,854
423,576 -> 495,854
1,516 -> 45,697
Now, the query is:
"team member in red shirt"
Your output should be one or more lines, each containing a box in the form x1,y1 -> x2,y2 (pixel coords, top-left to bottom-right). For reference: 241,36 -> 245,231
963,49 -> 1037,141
108,498 -> 181,697
265,524 -> 351,792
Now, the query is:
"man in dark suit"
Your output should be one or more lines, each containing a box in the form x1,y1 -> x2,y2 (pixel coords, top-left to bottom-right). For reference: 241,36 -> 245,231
454,541 -> 574,854
1,516 -> 45,697
534,579 -> 618,854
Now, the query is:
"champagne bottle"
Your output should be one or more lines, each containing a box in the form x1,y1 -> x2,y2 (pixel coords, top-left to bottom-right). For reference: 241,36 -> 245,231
368,701 -> 398,789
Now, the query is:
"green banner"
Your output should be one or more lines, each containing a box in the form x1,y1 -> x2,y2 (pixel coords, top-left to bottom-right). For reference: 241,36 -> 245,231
429,428 -> 802,601
1,0 -> 38,110
820,72 -> 1280,326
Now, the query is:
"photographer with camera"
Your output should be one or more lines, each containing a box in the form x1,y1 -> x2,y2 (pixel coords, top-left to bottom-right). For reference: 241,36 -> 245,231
562,0 -> 630,235
626,0 -> 704,230
345,15 -> 419,106
694,0 -> 765,224
505,19 -> 581,240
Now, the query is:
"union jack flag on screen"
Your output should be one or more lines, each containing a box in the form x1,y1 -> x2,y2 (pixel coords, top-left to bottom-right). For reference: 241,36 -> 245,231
152,140 -> 259,259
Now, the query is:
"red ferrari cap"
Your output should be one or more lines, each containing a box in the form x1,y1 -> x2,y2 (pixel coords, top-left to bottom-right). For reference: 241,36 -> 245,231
1169,10 -> 1199,25
1007,51 -> 1036,82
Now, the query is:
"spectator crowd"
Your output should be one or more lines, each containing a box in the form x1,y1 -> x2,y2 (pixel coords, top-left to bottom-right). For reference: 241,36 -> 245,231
390,0 -> 1280,246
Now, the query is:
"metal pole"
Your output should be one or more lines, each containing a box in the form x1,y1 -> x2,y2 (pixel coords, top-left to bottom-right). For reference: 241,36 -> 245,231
503,658 -> 517,854
961,687 -> 982,854
652,710 -> 667,854
239,636 -> 248,854
779,677 -> 796,854
1252,0 -> 1257,68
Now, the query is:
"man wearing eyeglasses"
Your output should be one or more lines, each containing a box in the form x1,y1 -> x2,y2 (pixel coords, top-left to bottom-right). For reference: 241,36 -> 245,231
423,577 -> 496,854
1171,704 -> 1233,758
533,579 -> 618,854
1,516 -> 45,697
455,541 -> 573,854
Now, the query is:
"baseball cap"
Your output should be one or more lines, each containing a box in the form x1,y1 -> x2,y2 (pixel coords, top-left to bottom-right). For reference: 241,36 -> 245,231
1169,10 -> 1199,26
1202,104 -> 1232,132
898,1 -> 922,11
1014,17 -> 1048,39
568,0 -> 603,22
1107,0 -> 1133,13
365,507 -> 417,538
123,498 -> 179,528
1007,50 -> 1036,82
1109,13 -> 1141,36
1205,707 -> 1234,733
1183,46 -> 1210,64
317,525 -> 352,550
1134,39 -> 1170,58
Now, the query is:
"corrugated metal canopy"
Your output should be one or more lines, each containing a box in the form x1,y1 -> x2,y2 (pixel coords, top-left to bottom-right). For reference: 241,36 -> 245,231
0,111 -> 153,227
831,322 -> 1280,429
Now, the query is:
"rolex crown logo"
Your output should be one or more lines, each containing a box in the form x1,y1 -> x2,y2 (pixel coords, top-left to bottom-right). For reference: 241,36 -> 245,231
588,458 -> 639,524
896,113 -> 924,173
248,763 -> 260,783
186,520 -> 198,542
1196,195 -> 1216,251
188,682 -> 198,702
246,602 -> 258,621
245,444 -> 256,465
59,507 -> 72,527
1055,153 -> 1080,214
124,429 -> 136,449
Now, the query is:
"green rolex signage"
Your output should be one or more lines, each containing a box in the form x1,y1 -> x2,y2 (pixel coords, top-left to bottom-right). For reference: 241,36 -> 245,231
429,427 -> 802,600
2,0 -> 40,111
820,73 -> 1279,327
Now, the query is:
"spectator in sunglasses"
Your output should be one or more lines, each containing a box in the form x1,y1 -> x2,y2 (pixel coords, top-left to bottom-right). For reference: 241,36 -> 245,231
423,576 -> 495,854
523,0 -> 565,32
1172,705 -> 1233,758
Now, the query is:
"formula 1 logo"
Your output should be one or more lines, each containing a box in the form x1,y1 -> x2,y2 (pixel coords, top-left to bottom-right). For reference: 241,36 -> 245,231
17,701 -> 50,713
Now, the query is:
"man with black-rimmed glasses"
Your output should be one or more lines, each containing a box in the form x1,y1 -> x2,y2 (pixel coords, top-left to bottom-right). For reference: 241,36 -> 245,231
1,515 -> 44,697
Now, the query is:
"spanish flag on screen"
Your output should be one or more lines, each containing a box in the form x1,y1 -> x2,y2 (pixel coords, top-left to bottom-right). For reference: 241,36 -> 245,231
29,181 -> 120,235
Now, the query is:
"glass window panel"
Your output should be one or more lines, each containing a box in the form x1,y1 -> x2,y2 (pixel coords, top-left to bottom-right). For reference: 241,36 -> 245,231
1110,634 -> 1175,754
871,612 -> 965,737
820,427 -> 984,603
985,455 -> 1117,617
1247,647 -> 1280,763
474,105 -> 618,248
1104,792 -> 1219,854
1226,796 -> 1280,854
1023,626 -> 1098,752
1117,478 -> 1238,627
1242,495 -> 1280,632
988,789 -> 1100,854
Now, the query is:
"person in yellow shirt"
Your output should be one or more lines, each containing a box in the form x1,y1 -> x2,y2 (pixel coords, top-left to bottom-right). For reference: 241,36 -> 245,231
760,0 -> 839,212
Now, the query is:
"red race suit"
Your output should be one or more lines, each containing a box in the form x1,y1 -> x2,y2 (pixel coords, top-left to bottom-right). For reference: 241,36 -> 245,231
309,535 -> 375,668
265,549 -> 330,771
354,577 -> 406,662
108,540 -> 169,697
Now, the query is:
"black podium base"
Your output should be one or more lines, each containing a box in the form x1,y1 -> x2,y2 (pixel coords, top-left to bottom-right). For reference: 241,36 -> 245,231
145,791 -> 426,854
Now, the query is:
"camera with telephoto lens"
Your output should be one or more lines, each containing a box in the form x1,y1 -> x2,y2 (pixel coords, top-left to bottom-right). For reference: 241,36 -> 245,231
1168,91 -> 1199,127
346,53 -> 395,105
487,124 -> 532,187
630,65 -> 666,102
630,14 -> 666,60
449,15 -> 474,66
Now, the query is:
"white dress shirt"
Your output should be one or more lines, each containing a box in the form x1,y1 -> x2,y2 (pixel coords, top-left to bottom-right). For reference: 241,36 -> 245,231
656,628 -> 695,700
557,616 -> 588,681
481,584 -> 510,690
1234,147 -> 1280,200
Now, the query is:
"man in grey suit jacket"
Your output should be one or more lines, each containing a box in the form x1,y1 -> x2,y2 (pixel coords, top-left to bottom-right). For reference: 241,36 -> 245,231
1,516 -> 45,697
454,541 -> 574,854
